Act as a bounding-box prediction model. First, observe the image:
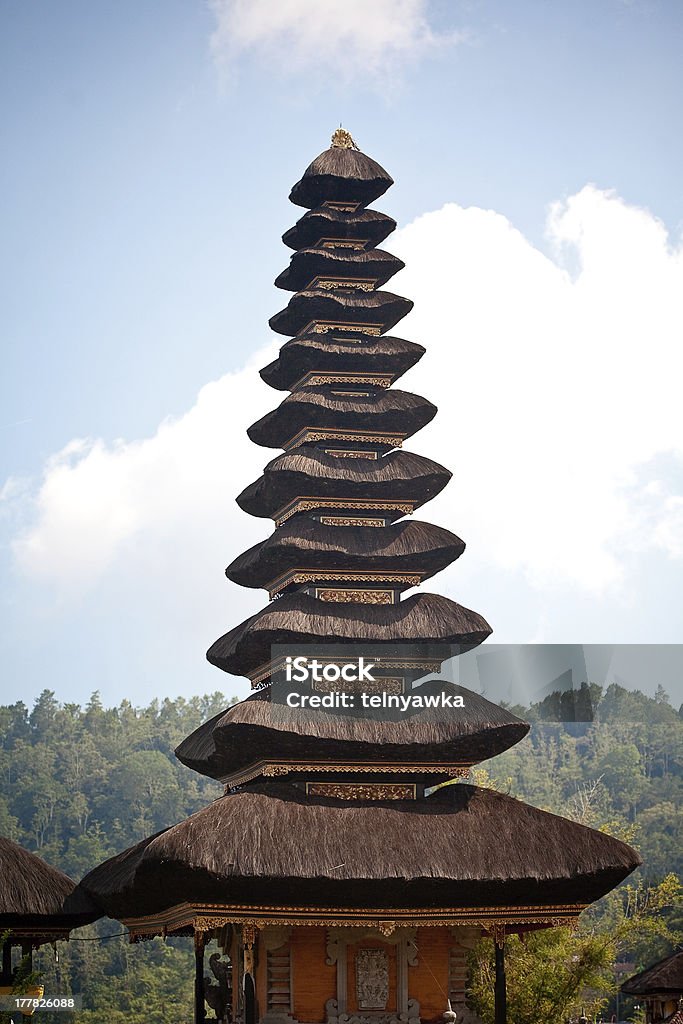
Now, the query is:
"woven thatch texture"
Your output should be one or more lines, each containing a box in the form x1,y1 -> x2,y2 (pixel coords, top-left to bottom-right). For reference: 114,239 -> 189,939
621,950 -> 683,995
80,782 -> 641,919
275,247 -> 404,291
226,518 -> 464,588
269,289 -> 413,337
283,207 -> 397,250
206,591 -> 492,676
175,679 -> 529,780
247,388 -> 437,449
0,837 -> 100,929
260,334 -> 425,391
289,147 -> 393,208
236,447 -> 452,518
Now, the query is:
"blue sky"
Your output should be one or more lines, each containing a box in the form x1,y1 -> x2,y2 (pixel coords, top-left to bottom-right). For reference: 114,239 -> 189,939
1,0 -> 682,709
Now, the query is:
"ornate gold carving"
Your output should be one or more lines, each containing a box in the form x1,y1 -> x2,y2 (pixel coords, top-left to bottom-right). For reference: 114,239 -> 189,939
318,239 -> 368,251
320,516 -> 385,527
316,588 -> 394,604
257,761 -> 471,778
262,764 -> 292,777
331,128 -> 358,150
274,499 -> 414,526
313,279 -> 376,293
487,922 -> 506,949
123,901 -> 588,943
308,322 -> 382,337
306,783 -> 416,800
285,428 -> 403,450
300,374 -> 393,389
312,677 -> 404,696
268,569 -> 422,598
324,449 -> 378,460
322,201 -> 360,212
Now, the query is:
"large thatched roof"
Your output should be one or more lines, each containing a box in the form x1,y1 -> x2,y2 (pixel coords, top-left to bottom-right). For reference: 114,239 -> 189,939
289,145 -> 393,209
275,247 -> 403,291
0,837 -> 100,936
206,591 -> 492,678
175,681 -> 529,783
226,518 -> 464,590
269,289 -> 413,337
236,447 -> 452,519
247,388 -> 437,449
80,781 -> 641,920
283,207 -> 396,251
621,950 -> 683,996
260,334 -> 425,392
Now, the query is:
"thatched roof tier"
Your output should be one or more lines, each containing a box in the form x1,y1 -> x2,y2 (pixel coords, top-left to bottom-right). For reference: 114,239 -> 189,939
206,591 -> 491,678
175,683 -> 528,782
0,837 -> 101,937
247,388 -> 437,450
226,518 -> 464,590
236,448 -> 452,520
621,951 -> 683,996
80,782 -> 641,920
283,207 -> 396,251
269,289 -> 413,337
275,247 -> 404,291
289,143 -> 393,209
260,334 -> 425,392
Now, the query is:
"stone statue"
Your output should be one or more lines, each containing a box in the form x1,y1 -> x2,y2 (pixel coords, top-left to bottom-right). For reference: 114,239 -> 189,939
204,952 -> 232,1022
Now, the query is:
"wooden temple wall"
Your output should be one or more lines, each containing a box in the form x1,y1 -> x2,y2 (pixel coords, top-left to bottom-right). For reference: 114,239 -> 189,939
411,927 -> 453,1020
247,925 -> 473,1024
290,928 -> 336,1022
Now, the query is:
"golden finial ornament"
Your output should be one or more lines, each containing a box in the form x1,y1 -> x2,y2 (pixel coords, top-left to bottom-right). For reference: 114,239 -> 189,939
331,127 -> 358,150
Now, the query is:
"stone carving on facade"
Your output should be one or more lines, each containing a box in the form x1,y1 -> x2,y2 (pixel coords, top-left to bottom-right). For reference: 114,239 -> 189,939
326,1001 -> 421,1024
356,947 -> 389,1009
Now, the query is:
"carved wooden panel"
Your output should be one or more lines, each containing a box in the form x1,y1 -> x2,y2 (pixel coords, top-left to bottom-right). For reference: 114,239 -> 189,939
266,943 -> 292,1014
356,949 -> 389,1010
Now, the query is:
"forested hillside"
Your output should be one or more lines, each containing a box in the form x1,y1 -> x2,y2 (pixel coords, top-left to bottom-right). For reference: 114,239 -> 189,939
0,682 -> 680,1023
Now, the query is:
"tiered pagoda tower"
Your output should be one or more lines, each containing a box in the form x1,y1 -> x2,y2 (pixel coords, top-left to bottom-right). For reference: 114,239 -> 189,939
82,133 -> 642,1024
205,127 -> 491,690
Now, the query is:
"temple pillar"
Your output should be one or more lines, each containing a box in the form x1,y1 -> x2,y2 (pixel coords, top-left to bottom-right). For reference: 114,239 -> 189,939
1,936 -> 12,984
194,931 -> 206,1024
493,939 -> 506,1024
243,924 -> 258,1024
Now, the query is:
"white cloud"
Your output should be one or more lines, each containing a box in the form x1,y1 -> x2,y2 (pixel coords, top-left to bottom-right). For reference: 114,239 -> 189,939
209,0 -> 459,83
391,186 -> 683,591
4,186 -> 683,635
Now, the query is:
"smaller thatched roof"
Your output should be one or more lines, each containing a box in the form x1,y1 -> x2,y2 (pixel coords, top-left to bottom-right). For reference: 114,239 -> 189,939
0,837 -> 101,937
225,518 -> 465,590
260,334 -> 425,392
206,591 -> 492,677
275,247 -> 404,291
269,289 -> 413,337
236,447 -> 452,519
247,387 -> 436,450
283,207 -> 396,250
289,144 -> 393,209
176,680 -> 528,782
80,782 -> 641,921
621,950 -> 683,996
